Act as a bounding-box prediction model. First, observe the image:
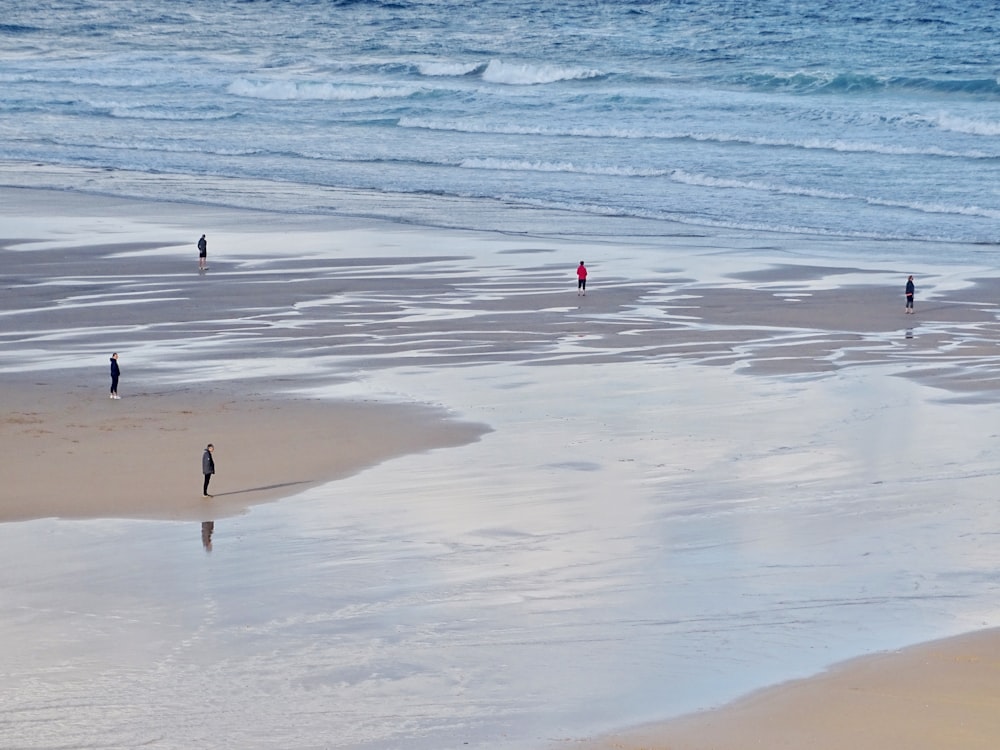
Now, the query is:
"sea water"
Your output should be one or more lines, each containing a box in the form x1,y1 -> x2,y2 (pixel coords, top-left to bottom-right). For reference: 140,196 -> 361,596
2,0 -> 999,251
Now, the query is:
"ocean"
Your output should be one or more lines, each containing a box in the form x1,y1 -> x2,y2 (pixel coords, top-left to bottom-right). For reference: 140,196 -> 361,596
2,0 -> 999,250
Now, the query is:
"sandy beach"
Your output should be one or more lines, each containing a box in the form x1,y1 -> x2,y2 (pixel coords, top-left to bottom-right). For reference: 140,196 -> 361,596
573,627 -> 1000,750
1,381 -> 487,523
3,185 -> 1000,748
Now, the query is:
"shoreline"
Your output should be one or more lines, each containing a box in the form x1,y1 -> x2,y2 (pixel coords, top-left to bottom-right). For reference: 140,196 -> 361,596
570,626 -> 1000,750
5,158 -> 998,254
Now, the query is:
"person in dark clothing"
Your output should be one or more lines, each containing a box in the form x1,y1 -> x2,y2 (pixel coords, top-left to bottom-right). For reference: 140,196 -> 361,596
198,234 -> 208,271
202,443 -> 215,497
905,275 -> 915,314
109,352 -> 120,399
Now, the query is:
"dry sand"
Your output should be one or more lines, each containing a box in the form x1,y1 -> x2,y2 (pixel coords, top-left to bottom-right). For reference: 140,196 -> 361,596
0,379 -> 486,523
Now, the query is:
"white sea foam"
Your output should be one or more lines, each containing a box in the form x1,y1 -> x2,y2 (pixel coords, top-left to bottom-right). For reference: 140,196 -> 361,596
481,59 -> 601,85
41,136 -> 263,158
417,61 -> 483,77
669,169 -> 853,200
867,197 -> 1000,220
690,132 -> 993,159
670,170 -> 1000,219
929,112 -> 1000,136
107,107 -> 236,122
398,116 -> 650,140
398,118 -> 995,159
460,158 -> 667,177
227,78 -> 420,101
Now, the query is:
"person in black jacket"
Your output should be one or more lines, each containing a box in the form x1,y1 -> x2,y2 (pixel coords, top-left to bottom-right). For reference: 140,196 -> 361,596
197,234 -> 208,271
905,275 -> 915,314
202,443 -> 215,497
109,353 -> 120,399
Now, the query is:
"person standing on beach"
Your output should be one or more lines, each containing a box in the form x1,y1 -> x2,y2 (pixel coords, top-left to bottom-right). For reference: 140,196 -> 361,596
109,352 -> 120,399
577,261 -> 588,296
197,234 -> 208,271
905,275 -> 915,314
202,443 -> 215,497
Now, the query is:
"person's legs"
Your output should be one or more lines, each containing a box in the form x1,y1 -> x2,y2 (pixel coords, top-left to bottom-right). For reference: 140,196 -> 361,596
110,375 -> 119,397
203,474 -> 212,496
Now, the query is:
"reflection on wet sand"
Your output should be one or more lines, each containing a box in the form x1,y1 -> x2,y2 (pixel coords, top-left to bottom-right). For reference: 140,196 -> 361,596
201,521 -> 214,552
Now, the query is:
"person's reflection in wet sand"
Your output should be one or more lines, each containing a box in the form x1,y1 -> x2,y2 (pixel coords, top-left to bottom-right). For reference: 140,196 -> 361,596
201,521 -> 215,552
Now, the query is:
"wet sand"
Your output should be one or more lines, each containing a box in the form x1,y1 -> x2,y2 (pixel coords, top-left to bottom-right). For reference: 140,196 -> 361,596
573,627 -> 1000,750
4,185 -> 1000,748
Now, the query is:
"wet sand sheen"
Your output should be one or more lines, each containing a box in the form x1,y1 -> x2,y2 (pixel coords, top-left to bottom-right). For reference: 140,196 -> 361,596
4,186 -> 1000,749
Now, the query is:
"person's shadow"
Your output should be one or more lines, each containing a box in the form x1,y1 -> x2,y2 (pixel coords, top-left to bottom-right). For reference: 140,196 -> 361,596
201,521 -> 215,552
209,480 -> 312,497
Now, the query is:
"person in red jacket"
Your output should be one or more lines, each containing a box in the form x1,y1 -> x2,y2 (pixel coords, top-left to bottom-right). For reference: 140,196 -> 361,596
577,261 -> 588,296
